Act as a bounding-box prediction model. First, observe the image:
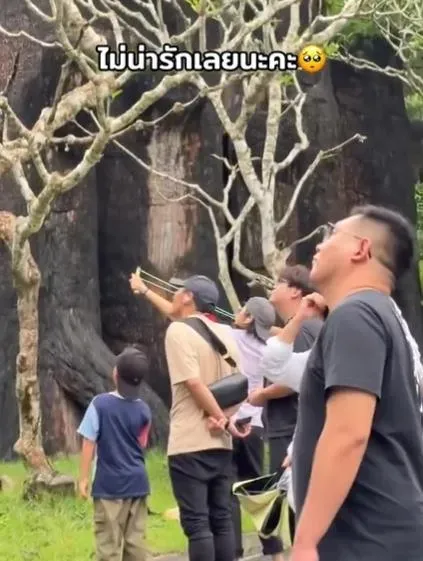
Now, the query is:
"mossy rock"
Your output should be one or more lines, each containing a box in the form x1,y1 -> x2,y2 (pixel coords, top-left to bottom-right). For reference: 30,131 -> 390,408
0,475 -> 14,492
22,472 -> 76,500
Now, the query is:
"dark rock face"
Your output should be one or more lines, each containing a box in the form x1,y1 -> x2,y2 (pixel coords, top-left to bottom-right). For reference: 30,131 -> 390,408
0,14 -> 422,462
96,98 -> 226,406
0,13 -> 171,458
294,38 -> 423,344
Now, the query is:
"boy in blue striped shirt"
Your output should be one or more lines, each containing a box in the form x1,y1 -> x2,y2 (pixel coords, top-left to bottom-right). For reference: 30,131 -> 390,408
77,347 -> 151,561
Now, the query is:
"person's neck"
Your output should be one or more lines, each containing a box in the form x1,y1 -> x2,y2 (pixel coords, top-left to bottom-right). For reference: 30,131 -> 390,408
321,276 -> 391,311
179,306 -> 201,318
279,300 -> 301,323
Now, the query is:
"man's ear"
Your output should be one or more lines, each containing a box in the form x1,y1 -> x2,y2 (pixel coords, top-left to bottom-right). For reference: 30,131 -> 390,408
351,237 -> 372,264
182,290 -> 193,305
289,286 -> 302,299
243,314 -> 253,325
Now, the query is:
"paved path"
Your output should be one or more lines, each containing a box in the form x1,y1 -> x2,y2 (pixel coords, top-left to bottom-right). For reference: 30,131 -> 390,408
153,534 -> 269,561
153,534 -> 262,560
153,533 -> 292,561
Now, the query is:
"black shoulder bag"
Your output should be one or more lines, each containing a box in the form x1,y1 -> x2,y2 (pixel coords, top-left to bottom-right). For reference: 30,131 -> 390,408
180,317 -> 248,409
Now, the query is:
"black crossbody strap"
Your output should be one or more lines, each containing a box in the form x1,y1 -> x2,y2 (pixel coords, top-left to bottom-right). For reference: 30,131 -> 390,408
180,317 -> 237,368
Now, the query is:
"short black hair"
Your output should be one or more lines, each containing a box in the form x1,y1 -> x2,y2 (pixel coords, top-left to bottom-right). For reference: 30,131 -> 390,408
278,264 -> 315,296
116,347 -> 149,385
349,204 -> 416,281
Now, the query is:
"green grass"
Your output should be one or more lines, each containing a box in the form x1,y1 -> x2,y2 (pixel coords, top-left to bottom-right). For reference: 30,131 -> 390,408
0,451 -> 254,561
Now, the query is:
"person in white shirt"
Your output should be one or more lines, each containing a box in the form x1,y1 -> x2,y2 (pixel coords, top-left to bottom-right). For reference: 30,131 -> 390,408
220,297 -> 286,561
257,294 -> 327,516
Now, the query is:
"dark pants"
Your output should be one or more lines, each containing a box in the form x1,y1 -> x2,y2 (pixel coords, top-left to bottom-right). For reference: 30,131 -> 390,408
268,435 -> 296,544
268,434 -> 292,473
168,449 -> 235,561
231,427 -> 283,557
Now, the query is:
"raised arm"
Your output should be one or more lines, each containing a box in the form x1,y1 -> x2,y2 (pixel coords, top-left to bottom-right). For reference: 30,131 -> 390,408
129,270 -> 176,319
249,295 -> 323,406
261,338 -> 311,390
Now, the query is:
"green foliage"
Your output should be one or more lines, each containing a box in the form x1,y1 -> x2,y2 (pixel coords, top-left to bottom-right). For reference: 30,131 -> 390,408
324,42 -> 340,58
111,89 -> 123,100
415,182 -> 423,227
185,0 -> 202,12
415,182 -> 423,259
184,0 -> 221,15
279,73 -> 295,86
406,93 -> 423,121
325,0 -> 344,12
325,0 -> 381,46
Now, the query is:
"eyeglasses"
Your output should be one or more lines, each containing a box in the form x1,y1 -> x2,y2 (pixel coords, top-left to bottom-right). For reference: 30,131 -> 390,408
322,222 -> 394,274
322,222 -> 372,258
323,222 -> 364,240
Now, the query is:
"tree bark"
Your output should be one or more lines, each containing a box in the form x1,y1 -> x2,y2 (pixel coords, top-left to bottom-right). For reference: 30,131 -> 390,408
0,211 -> 53,477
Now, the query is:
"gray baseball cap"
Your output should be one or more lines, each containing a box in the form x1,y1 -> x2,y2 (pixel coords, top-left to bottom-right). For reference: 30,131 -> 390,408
245,297 -> 276,341
171,275 -> 219,311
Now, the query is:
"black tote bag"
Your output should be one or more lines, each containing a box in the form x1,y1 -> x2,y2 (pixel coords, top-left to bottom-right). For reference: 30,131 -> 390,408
180,317 -> 248,409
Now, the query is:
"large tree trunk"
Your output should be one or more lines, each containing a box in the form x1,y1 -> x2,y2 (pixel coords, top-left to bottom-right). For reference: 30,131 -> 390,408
14,253 -> 52,475
0,211 -> 53,477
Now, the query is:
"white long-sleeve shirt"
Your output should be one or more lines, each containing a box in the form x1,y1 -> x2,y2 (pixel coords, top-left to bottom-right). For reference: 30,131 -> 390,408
259,335 -> 314,511
259,336 -> 311,392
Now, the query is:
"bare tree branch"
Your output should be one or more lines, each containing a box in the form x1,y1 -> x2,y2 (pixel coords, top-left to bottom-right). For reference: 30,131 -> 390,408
0,23 -> 57,48
276,133 -> 366,233
0,51 -> 21,97
232,227 -> 260,282
0,97 -> 29,138
298,0 -> 367,46
11,162 -> 36,209
273,79 -> 308,174
24,0 -> 55,22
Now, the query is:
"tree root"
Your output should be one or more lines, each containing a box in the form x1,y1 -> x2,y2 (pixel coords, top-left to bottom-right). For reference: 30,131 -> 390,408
22,471 -> 76,501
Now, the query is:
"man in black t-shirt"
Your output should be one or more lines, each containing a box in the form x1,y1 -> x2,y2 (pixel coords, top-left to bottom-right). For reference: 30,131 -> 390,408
249,265 -> 322,471
291,206 -> 423,561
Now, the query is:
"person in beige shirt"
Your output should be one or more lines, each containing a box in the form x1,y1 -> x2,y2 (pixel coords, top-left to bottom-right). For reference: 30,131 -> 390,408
165,315 -> 241,455
129,272 -> 250,561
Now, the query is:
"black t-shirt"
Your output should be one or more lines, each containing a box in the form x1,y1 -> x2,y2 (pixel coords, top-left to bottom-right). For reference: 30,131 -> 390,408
265,318 -> 322,439
293,290 -> 423,561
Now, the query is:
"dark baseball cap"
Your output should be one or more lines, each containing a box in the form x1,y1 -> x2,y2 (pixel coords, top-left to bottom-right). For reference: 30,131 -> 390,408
115,347 -> 149,399
245,297 -> 276,341
171,275 -> 220,312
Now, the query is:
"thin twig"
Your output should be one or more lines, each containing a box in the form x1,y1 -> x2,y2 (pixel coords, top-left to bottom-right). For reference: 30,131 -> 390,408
1,51 -> 21,97
0,23 -> 57,47
47,61 -> 73,125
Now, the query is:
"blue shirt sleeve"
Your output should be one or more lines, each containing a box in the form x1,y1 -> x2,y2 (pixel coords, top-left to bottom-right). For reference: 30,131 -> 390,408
77,400 -> 99,442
